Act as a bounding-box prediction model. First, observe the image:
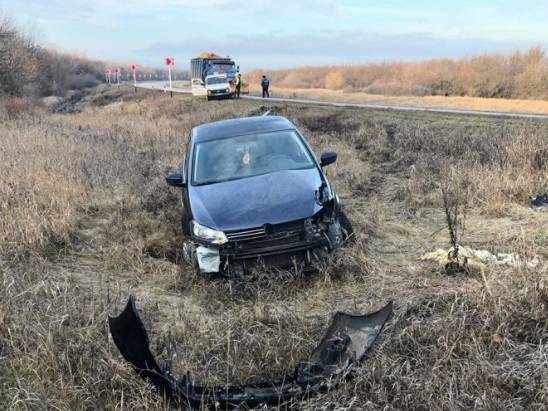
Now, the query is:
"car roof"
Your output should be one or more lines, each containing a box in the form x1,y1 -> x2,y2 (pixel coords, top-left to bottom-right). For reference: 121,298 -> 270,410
192,116 -> 296,143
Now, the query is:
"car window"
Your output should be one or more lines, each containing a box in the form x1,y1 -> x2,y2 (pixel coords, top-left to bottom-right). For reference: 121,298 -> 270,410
192,130 -> 316,185
206,77 -> 228,85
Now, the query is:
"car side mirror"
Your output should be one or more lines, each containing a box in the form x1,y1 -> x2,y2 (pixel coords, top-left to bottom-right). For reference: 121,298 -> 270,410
166,173 -> 186,187
320,151 -> 337,167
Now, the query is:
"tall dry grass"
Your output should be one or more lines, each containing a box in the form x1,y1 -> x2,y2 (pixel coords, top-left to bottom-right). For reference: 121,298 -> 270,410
247,47 -> 548,100
0,86 -> 547,410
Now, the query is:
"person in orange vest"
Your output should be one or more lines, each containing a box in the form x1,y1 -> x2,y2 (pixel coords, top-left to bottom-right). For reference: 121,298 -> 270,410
235,73 -> 242,98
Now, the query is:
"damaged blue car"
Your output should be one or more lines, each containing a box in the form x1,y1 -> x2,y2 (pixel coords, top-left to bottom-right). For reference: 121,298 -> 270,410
166,115 -> 352,275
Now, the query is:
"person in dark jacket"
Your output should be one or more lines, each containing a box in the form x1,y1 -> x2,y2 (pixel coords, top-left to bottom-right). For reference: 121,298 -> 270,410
261,75 -> 270,98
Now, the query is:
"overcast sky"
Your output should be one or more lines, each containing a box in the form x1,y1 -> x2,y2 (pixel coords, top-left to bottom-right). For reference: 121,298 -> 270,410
2,0 -> 547,70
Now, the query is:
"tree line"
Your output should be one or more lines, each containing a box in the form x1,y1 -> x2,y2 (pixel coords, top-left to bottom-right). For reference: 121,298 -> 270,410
0,16 -> 110,97
247,47 -> 548,100
0,16 -> 187,98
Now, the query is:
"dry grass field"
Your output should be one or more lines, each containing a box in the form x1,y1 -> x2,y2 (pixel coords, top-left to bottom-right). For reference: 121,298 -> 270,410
248,84 -> 548,115
1,85 -> 547,410
246,48 -> 548,101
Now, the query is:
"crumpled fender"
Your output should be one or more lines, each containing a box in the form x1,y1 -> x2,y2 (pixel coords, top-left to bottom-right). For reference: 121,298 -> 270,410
108,296 -> 393,408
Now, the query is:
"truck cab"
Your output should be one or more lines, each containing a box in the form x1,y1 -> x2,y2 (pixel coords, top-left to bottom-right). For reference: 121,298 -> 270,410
205,73 -> 232,101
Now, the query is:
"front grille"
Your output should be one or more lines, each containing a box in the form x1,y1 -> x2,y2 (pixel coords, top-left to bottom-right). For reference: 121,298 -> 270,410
225,227 -> 266,241
224,220 -> 307,254
269,220 -> 304,234
237,233 -> 302,251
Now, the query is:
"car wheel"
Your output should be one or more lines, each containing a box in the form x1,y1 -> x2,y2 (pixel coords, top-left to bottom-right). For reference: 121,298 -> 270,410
181,210 -> 191,237
339,210 -> 354,242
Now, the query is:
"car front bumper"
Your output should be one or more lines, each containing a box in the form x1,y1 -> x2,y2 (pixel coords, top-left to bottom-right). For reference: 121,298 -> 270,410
221,238 -> 328,259
192,238 -> 328,274
189,216 -> 341,274
207,89 -> 231,97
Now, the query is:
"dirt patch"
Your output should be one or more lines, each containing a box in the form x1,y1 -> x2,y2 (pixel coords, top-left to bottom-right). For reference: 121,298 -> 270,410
298,111 -> 359,134
51,91 -> 86,113
246,104 -> 286,117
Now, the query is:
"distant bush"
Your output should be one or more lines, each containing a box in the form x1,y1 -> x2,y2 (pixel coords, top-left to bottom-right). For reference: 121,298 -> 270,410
0,16 -> 105,97
247,47 -> 548,100
325,70 -> 346,90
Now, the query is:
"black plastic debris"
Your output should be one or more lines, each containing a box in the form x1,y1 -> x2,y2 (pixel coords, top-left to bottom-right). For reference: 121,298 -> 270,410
108,296 -> 393,409
531,194 -> 548,209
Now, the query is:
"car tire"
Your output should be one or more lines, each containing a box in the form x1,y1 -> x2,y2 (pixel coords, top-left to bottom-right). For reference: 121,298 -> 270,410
181,210 -> 191,236
339,210 -> 354,242
181,207 -> 190,238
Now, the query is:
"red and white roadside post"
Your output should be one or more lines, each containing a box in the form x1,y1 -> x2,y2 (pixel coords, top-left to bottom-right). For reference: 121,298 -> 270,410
115,68 -> 121,85
131,64 -> 137,85
165,57 -> 175,89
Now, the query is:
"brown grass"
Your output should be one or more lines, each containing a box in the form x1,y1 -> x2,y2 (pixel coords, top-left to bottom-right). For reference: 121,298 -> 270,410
246,47 -> 548,100
0,85 -> 547,410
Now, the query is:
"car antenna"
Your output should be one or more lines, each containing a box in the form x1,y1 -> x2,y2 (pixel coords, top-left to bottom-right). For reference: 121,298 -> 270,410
262,109 -> 271,116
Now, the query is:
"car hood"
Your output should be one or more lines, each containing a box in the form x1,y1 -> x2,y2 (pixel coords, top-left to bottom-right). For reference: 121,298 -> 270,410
188,168 -> 324,231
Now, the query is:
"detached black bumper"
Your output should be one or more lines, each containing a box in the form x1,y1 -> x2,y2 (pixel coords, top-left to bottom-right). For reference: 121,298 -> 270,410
108,296 -> 393,409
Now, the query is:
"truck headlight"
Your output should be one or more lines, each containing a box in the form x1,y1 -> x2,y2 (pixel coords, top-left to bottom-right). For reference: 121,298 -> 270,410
191,221 -> 228,245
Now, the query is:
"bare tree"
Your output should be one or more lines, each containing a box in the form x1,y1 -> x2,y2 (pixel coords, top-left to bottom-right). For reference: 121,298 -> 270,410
440,165 -> 469,275
0,16 -> 39,96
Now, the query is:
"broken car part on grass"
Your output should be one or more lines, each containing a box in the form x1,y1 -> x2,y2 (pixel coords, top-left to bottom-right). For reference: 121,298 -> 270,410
531,193 -> 548,209
109,296 -> 392,408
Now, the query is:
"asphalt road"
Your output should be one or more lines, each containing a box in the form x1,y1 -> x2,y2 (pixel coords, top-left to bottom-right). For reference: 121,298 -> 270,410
134,81 -> 548,120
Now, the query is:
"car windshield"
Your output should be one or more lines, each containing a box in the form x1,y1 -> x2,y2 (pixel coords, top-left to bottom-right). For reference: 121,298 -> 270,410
212,63 -> 234,71
206,76 -> 228,85
192,130 -> 316,185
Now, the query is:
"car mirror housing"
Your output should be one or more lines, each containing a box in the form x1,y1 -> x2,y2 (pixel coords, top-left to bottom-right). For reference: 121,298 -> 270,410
320,151 -> 337,167
166,173 -> 186,187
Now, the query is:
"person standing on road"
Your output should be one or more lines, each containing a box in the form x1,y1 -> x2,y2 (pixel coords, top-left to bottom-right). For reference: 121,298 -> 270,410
235,73 -> 242,98
261,75 -> 270,98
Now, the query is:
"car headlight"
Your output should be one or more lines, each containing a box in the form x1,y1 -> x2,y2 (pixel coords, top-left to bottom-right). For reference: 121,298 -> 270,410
191,221 -> 228,245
